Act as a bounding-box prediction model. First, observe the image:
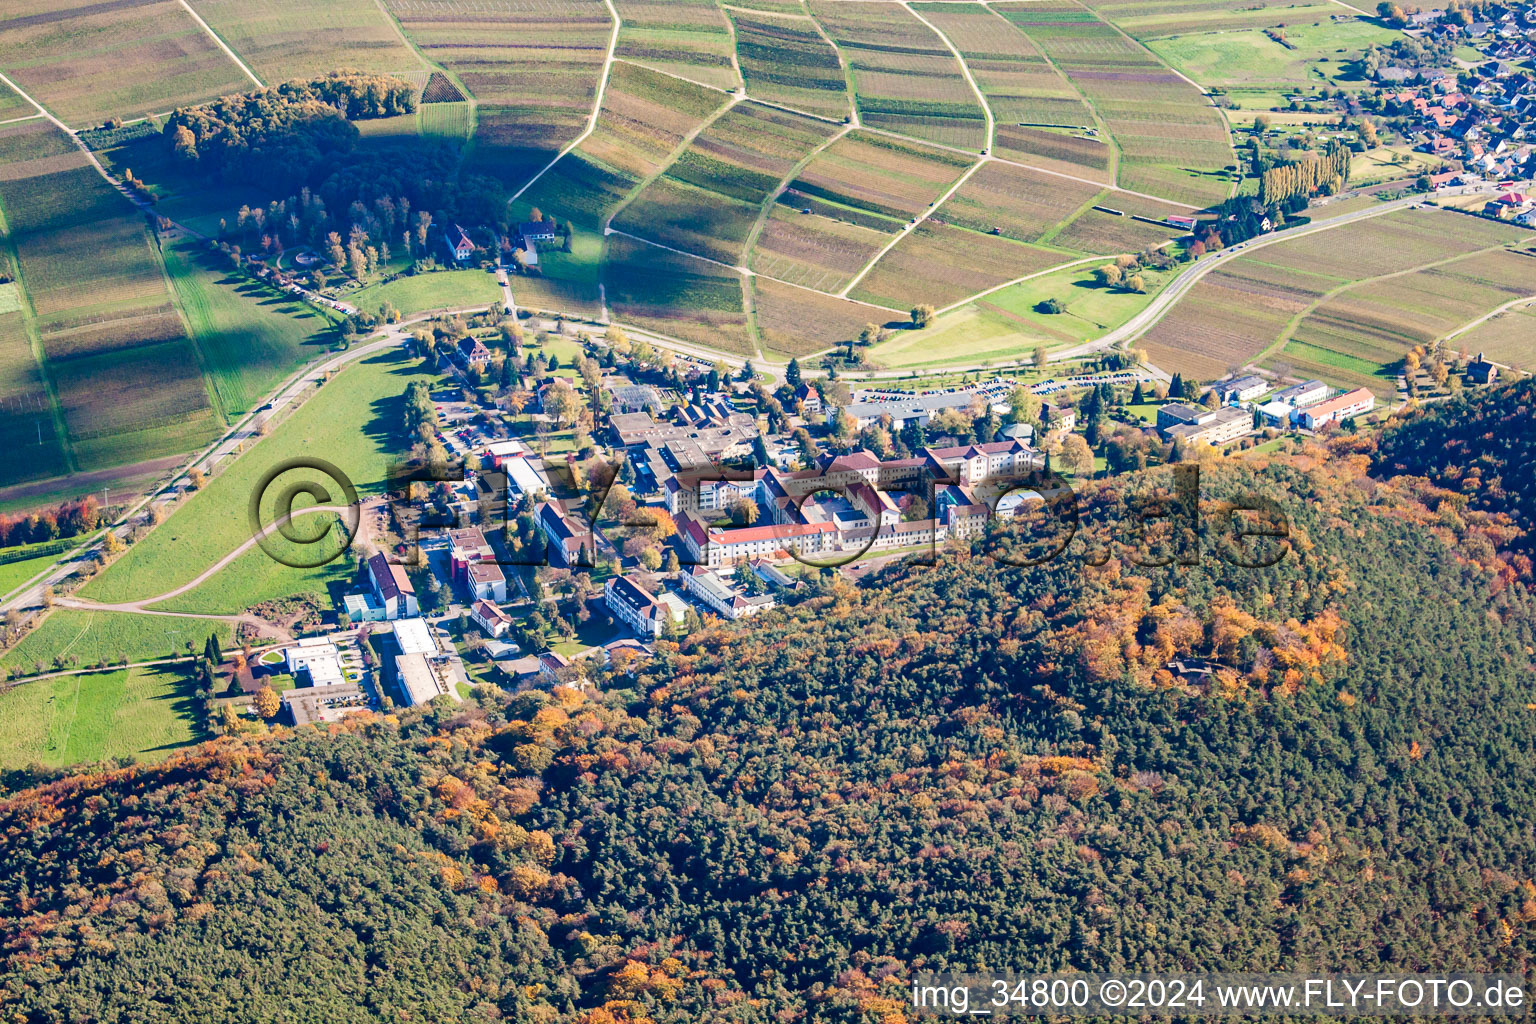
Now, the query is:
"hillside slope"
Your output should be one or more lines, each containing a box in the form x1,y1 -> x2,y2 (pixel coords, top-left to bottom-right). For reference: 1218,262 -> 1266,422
2,456 -> 1534,1022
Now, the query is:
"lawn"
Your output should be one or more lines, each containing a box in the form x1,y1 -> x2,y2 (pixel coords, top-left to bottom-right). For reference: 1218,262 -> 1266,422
149,534 -> 355,615
1146,18 -> 1397,90
870,263 -> 1170,369
1,609 -> 233,674
0,552 -> 61,598
165,241 -> 341,415
78,346 -> 435,605
0,663 -> 203,769
348,269 -> 503,318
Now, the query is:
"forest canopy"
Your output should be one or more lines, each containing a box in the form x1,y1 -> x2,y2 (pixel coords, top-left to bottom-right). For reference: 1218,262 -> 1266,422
164,72 -> 417,190
1,452 -> 1534,1022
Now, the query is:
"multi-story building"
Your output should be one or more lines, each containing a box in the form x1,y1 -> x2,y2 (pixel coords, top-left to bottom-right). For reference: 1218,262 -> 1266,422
537,501 -> 593,567
1161,406 -> 1254,445
682,567 -> 776,620
604,574 -> 671,637
470,599 -> 513,638
366,552 -> 419,619
1298,388 -> 1375,430
1214,375 -> 1269,405
1271,380 -> 1331,408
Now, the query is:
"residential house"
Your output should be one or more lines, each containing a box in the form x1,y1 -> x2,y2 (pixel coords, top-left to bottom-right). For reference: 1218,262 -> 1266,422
444,224 -> 475,263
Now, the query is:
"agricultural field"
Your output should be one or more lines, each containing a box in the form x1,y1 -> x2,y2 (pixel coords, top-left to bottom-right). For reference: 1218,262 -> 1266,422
749,205 -> 890,293
1145,16 -> 1398,92
79,346 -> 435,606
910,2 -> 1095,128
850,221 -> 1070,311
0,304 -> 67,489
1141,210 -> 1534,388
866,256 -> 1173,373
0,550 -> 59,597
0,0 -> 252,126
0,609 -> 233,674
808,0 -> 989,150
519,61 -> 730,230
603,234 -> 753,354
1275,247 -> 1536,393
729,8 -> 849,121
872,258 -> 1173,369
1141,259 -> 1332,381
786,130 -> 972,221
1449,303 -> 1536,372
995,1 -> 1234,206
185,0 -> 425,83
614,0 -> 739,91
0,664 -> 202,769
0,121 -> 221,476
934,160 -> 1101,245
164,242 -> 339,416
0,75 -> 27,119
1048,191 -> 1192,253
381,0 -> 614,185
993,125 -> 1114,182
1081,0 -> 1345,38
752,277 -> 895,359
614,100 -> 839,265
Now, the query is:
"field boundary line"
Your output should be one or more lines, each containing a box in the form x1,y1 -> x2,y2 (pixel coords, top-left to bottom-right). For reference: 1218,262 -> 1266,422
510,0 -> 623,203
981,1 -> 1122,183
741,122 -> 854,265
1253,242 -> 1536,368
858,124 -> 1196,209
935,253 -> 1112,316
175,0 -> 263,88
902,1 -> 993,150
605,93 -> 744,232
0,113 -> 43,127
839,157 -> 987,298
611,57 -> 732,97
1438,293 -> 1536,349
1062,0 -> 1238,196
802,3 -> 860,126
720,3 -> 746,91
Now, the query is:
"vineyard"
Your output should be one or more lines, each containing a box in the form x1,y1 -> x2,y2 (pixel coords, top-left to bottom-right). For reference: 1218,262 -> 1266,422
0,0 -> 250,125
614,0 -> 739,91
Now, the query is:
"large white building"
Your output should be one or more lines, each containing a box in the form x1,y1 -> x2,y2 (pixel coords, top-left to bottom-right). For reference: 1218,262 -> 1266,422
285,637 -> 346,688
604,574 -> 677,637
1298,387 -> 1375,430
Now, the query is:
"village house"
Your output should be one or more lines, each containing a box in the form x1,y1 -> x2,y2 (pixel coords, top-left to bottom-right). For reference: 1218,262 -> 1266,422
444,224 -> 475,263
